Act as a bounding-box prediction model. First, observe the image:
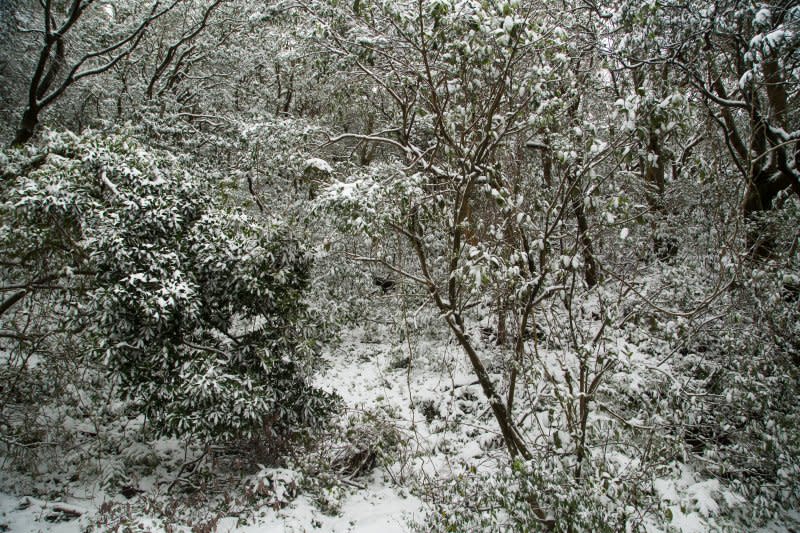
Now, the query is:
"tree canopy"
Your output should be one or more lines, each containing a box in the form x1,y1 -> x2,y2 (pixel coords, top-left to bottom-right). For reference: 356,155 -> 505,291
0,0 -> 798,531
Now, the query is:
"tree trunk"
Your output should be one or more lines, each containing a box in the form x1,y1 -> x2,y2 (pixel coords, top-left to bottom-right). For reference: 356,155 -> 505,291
12,106 -> 39,146
447,315 -> 529,457
742,167 -> 793,258
568,173 -> 598,289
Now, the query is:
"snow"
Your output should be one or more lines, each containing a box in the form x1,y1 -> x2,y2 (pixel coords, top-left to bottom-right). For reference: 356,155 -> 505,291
754,7 -> 771,27
666,505 -> 707,533
245,482 -> 421,533
765,29 -> 790,50
459,441 -> 483,459
2,292 -> 799,532
0,493 -> 94,533
739,70 -> 753,90
0,320 -> 435,533
305,158 -> 333,174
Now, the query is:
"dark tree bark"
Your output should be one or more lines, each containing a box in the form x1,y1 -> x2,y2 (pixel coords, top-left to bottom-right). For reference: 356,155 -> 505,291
145,0 -> 224,100
10,0 -> 179,146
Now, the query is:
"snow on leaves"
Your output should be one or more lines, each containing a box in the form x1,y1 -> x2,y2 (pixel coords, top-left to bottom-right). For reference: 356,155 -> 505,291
1,129 -> 335,444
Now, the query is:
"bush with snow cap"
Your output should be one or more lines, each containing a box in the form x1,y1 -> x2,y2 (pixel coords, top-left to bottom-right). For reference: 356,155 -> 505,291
0,129 -> 337,445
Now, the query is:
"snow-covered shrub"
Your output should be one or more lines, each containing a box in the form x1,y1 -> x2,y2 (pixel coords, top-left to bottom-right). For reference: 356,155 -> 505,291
291,408 -> 403,514
245,467 -> 301,510
0,129 -> 337,446
420,457 -> 656,533
673,279 -> 800,521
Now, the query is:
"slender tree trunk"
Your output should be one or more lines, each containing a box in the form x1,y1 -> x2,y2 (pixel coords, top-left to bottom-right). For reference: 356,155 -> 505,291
0,290 -> 28,318
447,313 -> 530,457
742,167 -> 792,258
568,173 -> 598,289
12,106 -> 39,146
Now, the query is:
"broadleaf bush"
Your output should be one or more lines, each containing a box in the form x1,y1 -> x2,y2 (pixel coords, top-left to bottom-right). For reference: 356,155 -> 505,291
1,129 -> 337,446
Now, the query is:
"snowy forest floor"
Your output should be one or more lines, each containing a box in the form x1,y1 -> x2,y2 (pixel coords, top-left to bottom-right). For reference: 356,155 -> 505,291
0,307 -> 501,532
2,304 -> 800,533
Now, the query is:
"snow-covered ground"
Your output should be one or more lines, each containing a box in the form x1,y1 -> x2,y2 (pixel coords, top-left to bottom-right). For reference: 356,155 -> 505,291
3,316 -> 799,532
237,483 -> 421,533
0,485 -> 421,533
0,319 -> 485,532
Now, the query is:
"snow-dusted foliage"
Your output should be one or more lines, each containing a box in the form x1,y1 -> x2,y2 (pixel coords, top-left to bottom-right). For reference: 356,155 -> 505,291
1,0 -> 799,530
422,458 -> 651,532
0,130 -> 336,444
311,0 -> 800,530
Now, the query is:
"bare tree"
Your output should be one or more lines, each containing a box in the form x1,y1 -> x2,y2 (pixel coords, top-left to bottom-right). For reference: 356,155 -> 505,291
144,0 -> 225,100
10,0 -> 182,146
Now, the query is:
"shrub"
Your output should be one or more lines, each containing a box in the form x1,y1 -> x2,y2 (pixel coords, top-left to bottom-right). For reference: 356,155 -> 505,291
419,457 -> 655,533
1,129 -> 337,446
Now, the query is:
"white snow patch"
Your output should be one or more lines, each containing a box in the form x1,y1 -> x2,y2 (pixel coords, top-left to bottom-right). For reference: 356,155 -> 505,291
305,157 -> 333,174
245,482 -> 422,533
460,441 -> 483,460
